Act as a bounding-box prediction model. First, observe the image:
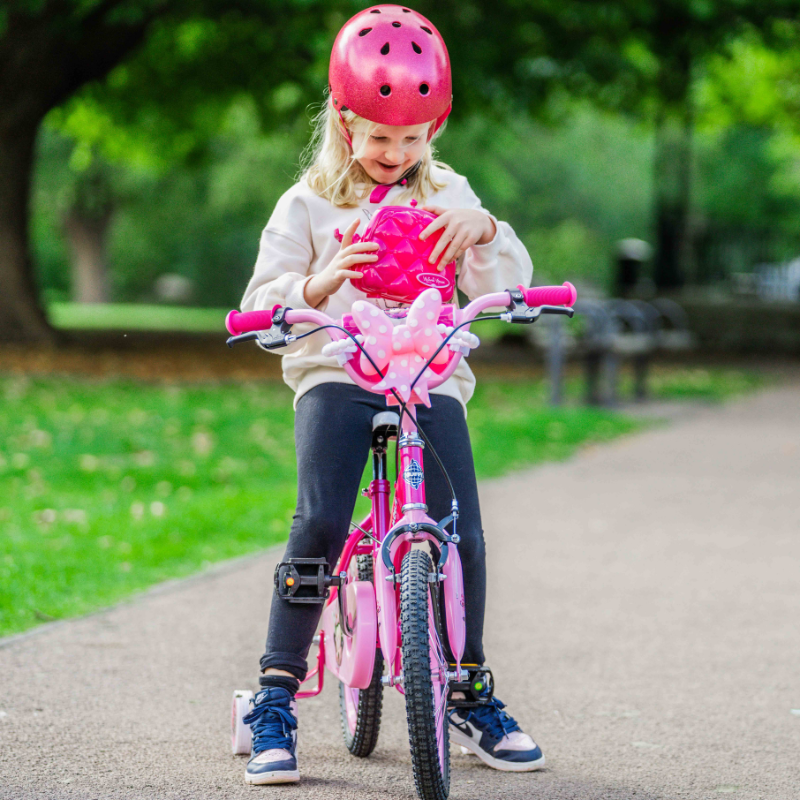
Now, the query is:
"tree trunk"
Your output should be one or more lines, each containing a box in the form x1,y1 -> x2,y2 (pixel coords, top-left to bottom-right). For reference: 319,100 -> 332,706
64,212 -> 112,304
652,106 -> 694,291
0,4 -> 153,341
0,122 -> 55,343
64,188 -> 112,303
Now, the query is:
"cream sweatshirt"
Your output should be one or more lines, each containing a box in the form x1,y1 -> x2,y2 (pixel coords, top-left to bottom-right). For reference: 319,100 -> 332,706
240,165 -> 533,411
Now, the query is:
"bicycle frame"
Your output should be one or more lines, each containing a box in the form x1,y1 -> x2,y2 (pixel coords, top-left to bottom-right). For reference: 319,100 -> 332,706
290,291 -> 519,701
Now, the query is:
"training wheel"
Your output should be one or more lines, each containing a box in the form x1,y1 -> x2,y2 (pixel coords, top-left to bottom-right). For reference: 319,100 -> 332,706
231,689 -> 254,755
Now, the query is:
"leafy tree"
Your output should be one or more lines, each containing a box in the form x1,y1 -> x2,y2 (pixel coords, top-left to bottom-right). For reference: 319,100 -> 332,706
0,0 -> 354,341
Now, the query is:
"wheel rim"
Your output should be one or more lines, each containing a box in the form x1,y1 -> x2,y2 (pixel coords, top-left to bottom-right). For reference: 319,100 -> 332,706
428,589 -> 449,778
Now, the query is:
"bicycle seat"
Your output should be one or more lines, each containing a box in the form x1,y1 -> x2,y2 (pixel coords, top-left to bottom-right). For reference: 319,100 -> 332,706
372,412 -> 399,448
372,411 -> 400,432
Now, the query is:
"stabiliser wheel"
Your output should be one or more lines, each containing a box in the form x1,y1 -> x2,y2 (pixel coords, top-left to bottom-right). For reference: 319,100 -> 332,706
401,549 -> 450,800
338,553 -> 384,757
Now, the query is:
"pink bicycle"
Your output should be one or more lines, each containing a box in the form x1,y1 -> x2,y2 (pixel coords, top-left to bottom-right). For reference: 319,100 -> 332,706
228,282 -> 576,800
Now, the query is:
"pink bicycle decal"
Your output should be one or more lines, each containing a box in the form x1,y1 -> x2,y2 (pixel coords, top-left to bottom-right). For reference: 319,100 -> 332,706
227,282 -> 576,800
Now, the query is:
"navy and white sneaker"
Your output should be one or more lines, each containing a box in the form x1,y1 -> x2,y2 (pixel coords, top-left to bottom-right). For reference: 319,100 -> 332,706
243,687 -> 300,785
448,696 -> 545,772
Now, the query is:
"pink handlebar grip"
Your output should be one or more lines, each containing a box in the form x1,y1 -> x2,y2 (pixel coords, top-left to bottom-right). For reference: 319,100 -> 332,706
518,282 -> 577,308
225,305 -> 282,335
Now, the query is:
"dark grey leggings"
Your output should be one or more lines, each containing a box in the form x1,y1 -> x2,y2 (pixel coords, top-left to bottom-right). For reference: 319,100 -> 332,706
260,382 -> 487,680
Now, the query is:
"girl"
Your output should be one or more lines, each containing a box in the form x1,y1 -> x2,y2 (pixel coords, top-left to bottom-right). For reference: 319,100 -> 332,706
239,4 -> 543,785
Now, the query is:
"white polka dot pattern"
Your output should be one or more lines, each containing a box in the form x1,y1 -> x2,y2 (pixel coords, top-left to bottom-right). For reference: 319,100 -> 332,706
349,290 -> 453,405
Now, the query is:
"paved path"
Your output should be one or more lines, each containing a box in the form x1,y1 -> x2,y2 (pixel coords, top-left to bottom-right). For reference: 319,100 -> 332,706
2,386 -> 799,800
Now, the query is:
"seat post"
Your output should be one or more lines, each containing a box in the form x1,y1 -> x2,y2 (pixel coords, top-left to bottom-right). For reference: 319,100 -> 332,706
371,411 -> 399,481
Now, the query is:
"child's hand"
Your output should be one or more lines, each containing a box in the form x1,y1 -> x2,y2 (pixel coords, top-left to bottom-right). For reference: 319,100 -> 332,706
304,218 -> 378,307
419,207 -> 497,269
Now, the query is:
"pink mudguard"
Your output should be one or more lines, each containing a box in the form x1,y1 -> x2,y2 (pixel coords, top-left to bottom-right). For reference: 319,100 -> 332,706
335,200 -> 456,305
225,305 -> 282,335
375,553 -> 398,670
443,544 -> 466,664
320,581 -> 377,689
519,282 -> 577,308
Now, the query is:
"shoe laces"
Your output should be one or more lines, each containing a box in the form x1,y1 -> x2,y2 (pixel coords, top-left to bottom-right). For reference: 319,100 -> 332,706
242,688 -> 297,754
454,696 -> 521,741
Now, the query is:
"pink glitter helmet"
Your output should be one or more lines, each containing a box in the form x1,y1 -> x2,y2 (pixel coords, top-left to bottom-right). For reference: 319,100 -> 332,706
329,5 -> 452,145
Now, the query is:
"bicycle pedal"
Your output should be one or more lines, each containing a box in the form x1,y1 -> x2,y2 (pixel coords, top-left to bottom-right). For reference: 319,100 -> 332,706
447,666 -> 495,708
274,558 -> 341,603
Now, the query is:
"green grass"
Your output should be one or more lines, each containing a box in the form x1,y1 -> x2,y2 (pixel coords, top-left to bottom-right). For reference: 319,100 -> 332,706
644,367 -> 764,402
1,365 -> 761,638
48,303 -> 229,332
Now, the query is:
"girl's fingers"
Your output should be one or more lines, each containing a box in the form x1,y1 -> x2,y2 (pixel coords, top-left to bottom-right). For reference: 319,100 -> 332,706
421,205 -> 445,216
339,269 -> 364,280
428,226 -> 456,264
340,217 -> 361,248
340,253 -> 378,268
419,213 -> 448,241
341,241 -> 379,256
441,231 -> 469,267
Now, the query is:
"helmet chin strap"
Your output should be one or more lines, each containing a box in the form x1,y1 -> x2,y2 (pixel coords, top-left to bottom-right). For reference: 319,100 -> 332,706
332,98 -> 354,149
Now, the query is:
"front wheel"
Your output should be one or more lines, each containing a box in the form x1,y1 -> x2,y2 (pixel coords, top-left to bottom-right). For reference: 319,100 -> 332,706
338,554 -> 383,757
401,549 -> 450,800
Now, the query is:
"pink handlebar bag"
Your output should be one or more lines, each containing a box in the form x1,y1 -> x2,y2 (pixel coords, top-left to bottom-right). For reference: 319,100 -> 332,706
334,200 -> 457,305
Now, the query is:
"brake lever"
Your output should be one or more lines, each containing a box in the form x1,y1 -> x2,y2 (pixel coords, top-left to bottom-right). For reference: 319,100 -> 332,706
226,332 -> 258,347
502,303 -> 575,324
540,305 -> 575,318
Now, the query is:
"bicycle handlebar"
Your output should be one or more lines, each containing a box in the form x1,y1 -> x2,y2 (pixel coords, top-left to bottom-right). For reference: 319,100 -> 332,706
227,283 -> 576,339
225,285 -> 577,395
517,282 -> 576,308
225,305 -> 282,336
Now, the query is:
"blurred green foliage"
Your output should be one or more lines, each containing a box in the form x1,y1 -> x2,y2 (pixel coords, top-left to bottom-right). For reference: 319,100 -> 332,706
24,6 -> 800,305
6,1 -> 800,329
33,99 -> 800,305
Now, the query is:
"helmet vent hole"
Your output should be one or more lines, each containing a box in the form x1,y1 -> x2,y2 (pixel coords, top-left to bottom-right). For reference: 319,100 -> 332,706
402,8 -> 411,12
419,83 -> 430,95
370,8 -> 381,12
359,28 -> 372,36
392,21 -> 401,27
421,26 -> 432,34
380,42 -> 390,55
412,41 -> 422,54
380,85 -> 391,97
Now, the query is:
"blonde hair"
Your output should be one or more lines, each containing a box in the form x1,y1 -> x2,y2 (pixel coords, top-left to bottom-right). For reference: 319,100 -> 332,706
300,96 -> 452,208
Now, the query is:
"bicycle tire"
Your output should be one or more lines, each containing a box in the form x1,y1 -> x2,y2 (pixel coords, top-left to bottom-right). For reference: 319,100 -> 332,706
338,554 -> 384,757
401,549 -> 450,800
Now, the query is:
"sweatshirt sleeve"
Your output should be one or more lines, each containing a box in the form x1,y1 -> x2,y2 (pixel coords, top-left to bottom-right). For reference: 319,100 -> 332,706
455,176 -> 533,301
240,187 -> 321,314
